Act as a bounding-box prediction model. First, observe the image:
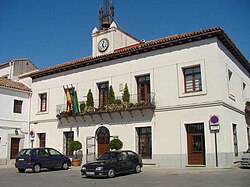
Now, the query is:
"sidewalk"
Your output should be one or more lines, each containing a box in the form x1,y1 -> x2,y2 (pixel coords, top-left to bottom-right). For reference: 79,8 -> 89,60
1,164 -> 239,174
141,164 -> 239,174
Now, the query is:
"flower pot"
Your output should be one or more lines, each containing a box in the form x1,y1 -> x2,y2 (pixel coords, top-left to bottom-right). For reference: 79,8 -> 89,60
71,159 -> 81,166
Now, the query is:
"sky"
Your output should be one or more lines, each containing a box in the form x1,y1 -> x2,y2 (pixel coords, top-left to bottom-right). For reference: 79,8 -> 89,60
0,0 -> 249,70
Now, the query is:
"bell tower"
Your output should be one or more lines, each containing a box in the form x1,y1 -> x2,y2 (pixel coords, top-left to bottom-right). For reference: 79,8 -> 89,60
92,0 -> 140,57
99,0 -> 114,30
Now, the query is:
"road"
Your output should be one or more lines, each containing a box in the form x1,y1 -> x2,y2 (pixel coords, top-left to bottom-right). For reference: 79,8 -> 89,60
0,166 -> 249,187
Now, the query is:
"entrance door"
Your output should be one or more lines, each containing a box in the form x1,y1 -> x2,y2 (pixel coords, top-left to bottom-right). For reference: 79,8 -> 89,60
95,126 -> 110,157
10,138 -> 20,159
63,132 -> 74,157
186,124 -> 205,165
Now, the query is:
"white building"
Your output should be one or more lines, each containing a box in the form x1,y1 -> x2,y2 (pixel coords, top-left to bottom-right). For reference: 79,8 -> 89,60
0,59 -> 36,165
28,2 -> 250,168
0,78 -> 32,165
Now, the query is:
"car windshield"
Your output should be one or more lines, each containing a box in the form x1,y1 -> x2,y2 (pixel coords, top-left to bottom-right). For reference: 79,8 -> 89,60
18,149 -> 32,156
97,152 -> 119,160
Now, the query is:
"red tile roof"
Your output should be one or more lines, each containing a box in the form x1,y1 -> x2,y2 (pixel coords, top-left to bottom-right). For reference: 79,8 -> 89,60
0,77 -> 32,92
29,27 -> 249,79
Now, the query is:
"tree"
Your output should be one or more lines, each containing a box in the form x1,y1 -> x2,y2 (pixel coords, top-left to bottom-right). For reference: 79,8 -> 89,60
68,140 -> 82,159
86,89 -> 94,107
122,83 -> 130,103
109,138 -> 123,150
108,85 -> 115,104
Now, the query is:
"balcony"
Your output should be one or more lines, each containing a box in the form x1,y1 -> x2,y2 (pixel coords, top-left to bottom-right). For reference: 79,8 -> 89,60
56,93 -> 155,121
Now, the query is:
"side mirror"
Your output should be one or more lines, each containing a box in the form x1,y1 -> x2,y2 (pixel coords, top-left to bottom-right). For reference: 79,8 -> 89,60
243,151 -> 246,154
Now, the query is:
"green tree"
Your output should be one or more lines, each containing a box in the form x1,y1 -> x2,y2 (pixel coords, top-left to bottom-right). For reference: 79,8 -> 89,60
109,138 -> 123,150
108,85 -> 115,104
86,89 -> 94,107
122,83 -> 130,103
68,140 -> 82,159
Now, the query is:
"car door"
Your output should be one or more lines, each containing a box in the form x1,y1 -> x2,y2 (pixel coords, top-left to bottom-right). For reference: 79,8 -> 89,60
36,148 -> 51,168
48,148 -> 64,168
116,152 -> 129,173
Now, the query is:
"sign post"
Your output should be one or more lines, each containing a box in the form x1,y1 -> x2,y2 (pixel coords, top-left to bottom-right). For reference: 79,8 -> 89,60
209,115 -> 220,167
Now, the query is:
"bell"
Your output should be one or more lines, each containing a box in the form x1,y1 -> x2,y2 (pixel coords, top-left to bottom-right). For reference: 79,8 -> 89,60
101,17 -> 110,28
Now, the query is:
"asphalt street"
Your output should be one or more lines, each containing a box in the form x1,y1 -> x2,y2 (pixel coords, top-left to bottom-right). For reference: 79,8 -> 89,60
0,165 -> 249,187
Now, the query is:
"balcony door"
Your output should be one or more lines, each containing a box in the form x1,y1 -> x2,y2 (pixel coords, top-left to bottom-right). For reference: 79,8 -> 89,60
98,82 -> 109,107
137,75 -> 150,103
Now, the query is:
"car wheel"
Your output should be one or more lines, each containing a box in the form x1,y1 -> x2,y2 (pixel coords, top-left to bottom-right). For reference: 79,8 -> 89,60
18,168 -> 26,173
62,161 -> 69,170
134,164 -> 141,173
107,168 -> 115,178
32,164 -> 41,173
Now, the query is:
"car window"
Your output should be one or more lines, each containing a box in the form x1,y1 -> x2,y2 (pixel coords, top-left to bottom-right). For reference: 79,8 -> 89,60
246,148 -> 250,153
36,149 -> 50,156
118,152 -> 128,160
18,149 -> 32,156
49,149 -> 61,156
127,151 -> 136,158
97,152 -> 119,160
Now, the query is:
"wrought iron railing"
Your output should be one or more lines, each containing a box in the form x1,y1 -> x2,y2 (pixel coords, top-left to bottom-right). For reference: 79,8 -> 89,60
56,92 -> 155,116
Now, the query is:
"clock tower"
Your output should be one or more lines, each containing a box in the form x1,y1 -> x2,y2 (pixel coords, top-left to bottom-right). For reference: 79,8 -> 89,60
92,0 -> 140,57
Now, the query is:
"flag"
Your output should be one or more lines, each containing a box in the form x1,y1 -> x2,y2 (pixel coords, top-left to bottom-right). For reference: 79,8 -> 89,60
71,86 -> 79,114
63,86 -> 73,113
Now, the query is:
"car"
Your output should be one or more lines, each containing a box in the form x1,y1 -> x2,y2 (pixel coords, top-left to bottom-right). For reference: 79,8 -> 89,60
15,147 -> 71,173
81,150 -> 143,178
240,148 -> 250,168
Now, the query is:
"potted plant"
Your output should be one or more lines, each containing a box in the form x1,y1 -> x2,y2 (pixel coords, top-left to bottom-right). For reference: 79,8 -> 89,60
109,138 -> 123,150
69,140 -> 82,166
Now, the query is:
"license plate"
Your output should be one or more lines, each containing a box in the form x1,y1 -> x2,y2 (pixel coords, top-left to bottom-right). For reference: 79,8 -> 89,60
86,172 -> 95,175
18,158 -> 24,161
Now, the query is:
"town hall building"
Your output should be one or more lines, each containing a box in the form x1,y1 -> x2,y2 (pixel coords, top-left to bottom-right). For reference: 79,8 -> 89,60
26,0 -> 250,168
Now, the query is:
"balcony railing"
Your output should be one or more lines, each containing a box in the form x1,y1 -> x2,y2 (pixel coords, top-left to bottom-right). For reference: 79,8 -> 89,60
56,93 -> 155,118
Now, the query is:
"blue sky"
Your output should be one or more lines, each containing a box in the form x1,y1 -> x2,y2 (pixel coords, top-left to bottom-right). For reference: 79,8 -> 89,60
0,0 -> 249,69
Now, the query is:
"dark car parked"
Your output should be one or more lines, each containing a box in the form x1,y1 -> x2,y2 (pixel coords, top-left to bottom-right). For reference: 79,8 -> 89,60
15,147 -> 71,173
81,150 -> 143,178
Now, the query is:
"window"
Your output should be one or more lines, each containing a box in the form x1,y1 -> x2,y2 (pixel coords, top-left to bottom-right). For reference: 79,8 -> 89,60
13,100 -> 23,114
247,127 -> 250,149
228,69 -> 233,81
38,133 -> 46,147
183,66 -> 202,93
136,127 -> 152,159
137,74 -> 150,103
0,137 -> 1,144
49,149 -> 61,156
232,124 -> 238,157
39,93 -> 47,112
98,82 -> 109,107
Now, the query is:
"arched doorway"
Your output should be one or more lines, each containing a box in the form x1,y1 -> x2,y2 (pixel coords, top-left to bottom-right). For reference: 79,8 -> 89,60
95,126 -> 110,156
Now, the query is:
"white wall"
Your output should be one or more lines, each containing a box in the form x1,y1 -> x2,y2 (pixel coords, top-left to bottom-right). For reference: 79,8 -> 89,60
0,87 -> 30,165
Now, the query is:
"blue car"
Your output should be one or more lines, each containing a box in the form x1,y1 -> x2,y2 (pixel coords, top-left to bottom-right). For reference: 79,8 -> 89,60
15,147 -> 71,173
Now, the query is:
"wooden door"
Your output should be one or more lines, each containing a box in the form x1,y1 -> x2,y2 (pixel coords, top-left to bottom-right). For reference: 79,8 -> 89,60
186,124 -> 205,165
11,138 -> 20,159
98,143 -> 110,157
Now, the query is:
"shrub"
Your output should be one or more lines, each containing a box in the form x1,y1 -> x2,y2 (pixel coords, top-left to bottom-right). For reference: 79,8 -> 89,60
86,89 -> 94,107
122,83 -> 130,103
109,139 -> 123,150
108,85 -> 115,104
80,101 -> 86,113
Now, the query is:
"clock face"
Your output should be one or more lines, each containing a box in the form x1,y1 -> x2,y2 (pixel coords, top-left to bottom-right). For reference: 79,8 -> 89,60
98,38 -> 109,52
